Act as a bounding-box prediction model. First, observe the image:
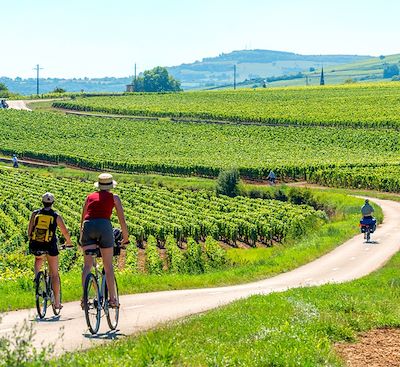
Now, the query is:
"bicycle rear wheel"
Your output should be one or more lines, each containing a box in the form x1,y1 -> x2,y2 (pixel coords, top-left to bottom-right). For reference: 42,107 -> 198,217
84,273 -> 101,334
35,271 -> 47,319
51,276 -> 62,316
104,275 -> 119,330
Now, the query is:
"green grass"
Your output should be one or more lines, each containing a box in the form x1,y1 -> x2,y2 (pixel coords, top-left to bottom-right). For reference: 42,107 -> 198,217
50,240 -> 400,366
0,190 -> 379,312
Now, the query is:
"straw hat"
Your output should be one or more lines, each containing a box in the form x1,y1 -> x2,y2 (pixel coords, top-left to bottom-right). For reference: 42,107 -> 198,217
94,173 -> 117,191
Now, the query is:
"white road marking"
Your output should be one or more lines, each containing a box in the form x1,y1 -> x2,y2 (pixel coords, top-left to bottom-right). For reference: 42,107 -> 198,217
208,291 -> 224,295
332,268 -> 339,271
123,304 -> 145,310
350,257 -> 356,260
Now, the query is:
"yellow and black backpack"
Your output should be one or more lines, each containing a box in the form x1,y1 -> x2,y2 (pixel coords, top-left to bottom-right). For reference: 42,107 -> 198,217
31,210 -> 58,244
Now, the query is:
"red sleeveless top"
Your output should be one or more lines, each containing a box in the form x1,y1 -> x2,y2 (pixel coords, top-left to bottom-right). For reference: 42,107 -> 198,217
84,191 -> 114,220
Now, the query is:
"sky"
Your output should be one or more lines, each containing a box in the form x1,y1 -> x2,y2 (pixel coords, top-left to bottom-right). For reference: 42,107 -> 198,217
1,0 -> 399,78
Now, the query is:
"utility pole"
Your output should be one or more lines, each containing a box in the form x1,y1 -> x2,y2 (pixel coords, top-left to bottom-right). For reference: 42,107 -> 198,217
33,64 -> 43,96
233,64 -> 237,90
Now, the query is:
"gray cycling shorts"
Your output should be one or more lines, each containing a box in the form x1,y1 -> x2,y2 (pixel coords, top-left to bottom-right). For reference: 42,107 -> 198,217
81,219 -> 114,248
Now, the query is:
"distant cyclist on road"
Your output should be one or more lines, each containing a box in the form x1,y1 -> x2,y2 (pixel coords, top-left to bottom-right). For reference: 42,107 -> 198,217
80,173 -> 129,308
267,170 -> 276,185
12,154 -> 18,168
28,192 -> 73,310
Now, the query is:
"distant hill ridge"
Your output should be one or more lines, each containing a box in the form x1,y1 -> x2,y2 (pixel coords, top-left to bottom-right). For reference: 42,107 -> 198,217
166,49 -> 371,88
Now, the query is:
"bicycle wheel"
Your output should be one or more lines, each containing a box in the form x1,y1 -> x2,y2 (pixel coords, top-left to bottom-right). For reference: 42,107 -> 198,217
104,275 -> 119,330
35,271 -> 47,319
84,273 -> 101,334
366,229 -> 371,243
50,275 -> 62,316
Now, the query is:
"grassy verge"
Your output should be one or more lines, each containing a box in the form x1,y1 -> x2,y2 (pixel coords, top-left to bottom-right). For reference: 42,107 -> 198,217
49,246 -> 400,366
0,191 -> 380,312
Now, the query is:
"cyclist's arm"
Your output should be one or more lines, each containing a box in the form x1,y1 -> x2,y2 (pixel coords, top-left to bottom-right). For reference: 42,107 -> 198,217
113,194 -> 129,243
27,212 -> 35,238
80,198 -> 88,238
56,215 -> 72,245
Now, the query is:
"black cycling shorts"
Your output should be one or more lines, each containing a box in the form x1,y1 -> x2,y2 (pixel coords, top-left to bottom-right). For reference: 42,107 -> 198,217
29,240 -> 59,257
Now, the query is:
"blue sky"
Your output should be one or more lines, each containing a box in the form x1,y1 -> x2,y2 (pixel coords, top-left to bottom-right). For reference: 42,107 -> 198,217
1,0 -> 399,78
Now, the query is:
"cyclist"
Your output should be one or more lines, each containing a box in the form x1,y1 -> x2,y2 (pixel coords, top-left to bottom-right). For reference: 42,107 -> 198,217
28,192 -> 73,310
360,199 -> 376,234
267,170 -> 276,185
80,173 -> 129,308
12,154 -> 18,168
361,199 -> 374,219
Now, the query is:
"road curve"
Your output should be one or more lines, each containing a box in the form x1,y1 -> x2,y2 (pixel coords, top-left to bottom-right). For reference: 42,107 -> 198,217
1,196 -> 399,355
6,100 -> 32,111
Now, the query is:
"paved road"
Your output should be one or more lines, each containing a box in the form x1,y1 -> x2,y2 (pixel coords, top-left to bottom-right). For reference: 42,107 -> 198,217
6,100 -> 32,111
1,196 -> 399,355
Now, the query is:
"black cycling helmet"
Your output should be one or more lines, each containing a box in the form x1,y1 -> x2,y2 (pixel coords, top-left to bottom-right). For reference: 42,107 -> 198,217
365,199 -> 369,204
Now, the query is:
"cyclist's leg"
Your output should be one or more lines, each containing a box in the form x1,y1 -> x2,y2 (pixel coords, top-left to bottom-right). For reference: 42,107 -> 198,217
47,255 -> 61,307
82,245 -> 97,289
99,247 -> 116,302
34,256 -> 44,277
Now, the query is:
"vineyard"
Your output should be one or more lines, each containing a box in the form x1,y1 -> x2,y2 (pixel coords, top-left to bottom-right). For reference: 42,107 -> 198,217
52,82 -> 400,128
1,110 -> 400,183
0,168 -> 322,280
309,165 -> 400,191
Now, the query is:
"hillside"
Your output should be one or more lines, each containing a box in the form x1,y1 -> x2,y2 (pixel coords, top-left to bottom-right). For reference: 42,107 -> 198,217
237,53 -> 400,88
166,49 -> 370,89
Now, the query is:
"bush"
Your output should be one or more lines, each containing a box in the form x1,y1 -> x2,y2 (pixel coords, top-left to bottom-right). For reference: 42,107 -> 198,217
165,235 -> 186,273
216,169 -> 240,197
204,237 -> 228,270
145,236 -> 163,274
185,238 -> 204,274
125,236 -> 138,272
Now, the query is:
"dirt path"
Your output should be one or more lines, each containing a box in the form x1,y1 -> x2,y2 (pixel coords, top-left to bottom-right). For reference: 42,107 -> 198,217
1,196 -> 399,356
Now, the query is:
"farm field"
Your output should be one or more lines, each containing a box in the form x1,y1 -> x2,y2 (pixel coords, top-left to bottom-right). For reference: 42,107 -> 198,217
53,82 -> 400,128
0,167 -> 322,279
1,110 -> 400,186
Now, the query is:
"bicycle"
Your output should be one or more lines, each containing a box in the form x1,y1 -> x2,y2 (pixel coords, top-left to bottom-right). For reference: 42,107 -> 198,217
34,244 -> 69,319
83,231 -> 126,334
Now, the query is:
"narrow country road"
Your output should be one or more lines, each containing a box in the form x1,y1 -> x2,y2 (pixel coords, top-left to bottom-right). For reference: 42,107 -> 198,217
1,196 -> 399,355
6,100 -> 32,111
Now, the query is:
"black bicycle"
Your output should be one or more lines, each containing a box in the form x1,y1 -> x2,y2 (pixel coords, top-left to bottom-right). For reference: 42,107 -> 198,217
83,229 -> 126,334
34,245 -> 69,319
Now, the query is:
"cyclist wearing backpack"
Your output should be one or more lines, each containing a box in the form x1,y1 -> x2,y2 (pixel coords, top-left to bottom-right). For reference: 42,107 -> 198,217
28,192 -> 72,310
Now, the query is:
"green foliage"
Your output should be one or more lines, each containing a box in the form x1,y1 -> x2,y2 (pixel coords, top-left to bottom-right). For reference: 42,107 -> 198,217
0,83 -> 9,98
125,236 -> 138,272
133,66 -> 181,92
52,87 -> 66,94
185,238 -> 204,274
145,235 -> 163,274
204,237 -> 228,270
53,82 -> 400,128
165,235 -> 186,273
383,64 -> 399,78
216,169 -> 240,197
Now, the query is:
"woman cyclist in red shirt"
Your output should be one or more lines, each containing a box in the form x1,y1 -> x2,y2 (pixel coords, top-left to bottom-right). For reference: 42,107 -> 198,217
80,173 -> 129,307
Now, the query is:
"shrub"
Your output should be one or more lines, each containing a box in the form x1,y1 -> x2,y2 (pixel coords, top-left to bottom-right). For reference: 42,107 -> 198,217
216,169 -> 240,197
165,235 -> 186,273
145,236 -> 163,274
185,238 -> 205,274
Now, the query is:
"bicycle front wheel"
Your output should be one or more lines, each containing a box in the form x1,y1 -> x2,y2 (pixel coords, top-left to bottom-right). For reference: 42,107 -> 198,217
84,273 -> 101,334
104,275 -> 119,330
35,271 -> 47,319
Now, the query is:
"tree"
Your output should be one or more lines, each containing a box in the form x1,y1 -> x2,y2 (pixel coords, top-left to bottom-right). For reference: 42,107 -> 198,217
0,83 -> 9,97
133,67 -> 182,92
383,64 -> 399,79
52,87 -> 66,94
216,169 -> 240,197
